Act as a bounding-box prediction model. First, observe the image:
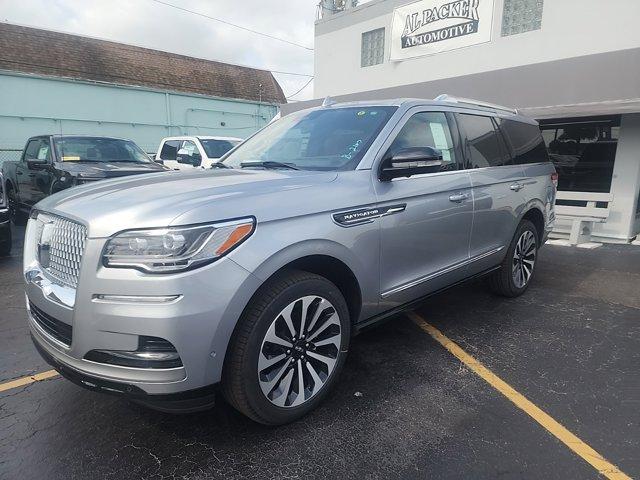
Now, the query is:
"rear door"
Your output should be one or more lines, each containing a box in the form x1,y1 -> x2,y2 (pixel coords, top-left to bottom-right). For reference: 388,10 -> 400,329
456,113 -> 527,275
374,109 -> 473,308
498,118 -> 555,240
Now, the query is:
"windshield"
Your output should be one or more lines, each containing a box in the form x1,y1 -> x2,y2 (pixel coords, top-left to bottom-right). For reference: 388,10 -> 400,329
53,137 -> 151,163
200,139 -> 240,158
222,106 -> 397,170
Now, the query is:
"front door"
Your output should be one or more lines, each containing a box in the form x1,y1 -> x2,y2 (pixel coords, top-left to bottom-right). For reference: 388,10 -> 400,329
374,110 -> 473,309
17,137 -> 53,207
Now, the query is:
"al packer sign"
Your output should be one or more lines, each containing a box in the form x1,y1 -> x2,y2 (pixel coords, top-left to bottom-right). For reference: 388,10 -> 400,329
390,0 -> 494,61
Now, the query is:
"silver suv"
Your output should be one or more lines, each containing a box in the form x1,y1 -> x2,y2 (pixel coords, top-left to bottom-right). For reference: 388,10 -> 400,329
25,96 -> 556,424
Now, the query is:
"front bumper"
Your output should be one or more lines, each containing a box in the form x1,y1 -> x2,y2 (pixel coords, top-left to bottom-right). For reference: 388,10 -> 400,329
26,226 -> 262,396
32,333 -> 217,409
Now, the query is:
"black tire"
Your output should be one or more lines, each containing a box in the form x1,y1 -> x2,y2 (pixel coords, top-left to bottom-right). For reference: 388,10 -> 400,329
6,185 -> 27,226
488,219 -> 539,297
222,270 -> 350,425
0,226 -> 11,257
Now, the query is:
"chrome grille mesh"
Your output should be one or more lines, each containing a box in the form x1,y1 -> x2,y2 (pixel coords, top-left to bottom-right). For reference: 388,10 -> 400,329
41,215 -> 87,288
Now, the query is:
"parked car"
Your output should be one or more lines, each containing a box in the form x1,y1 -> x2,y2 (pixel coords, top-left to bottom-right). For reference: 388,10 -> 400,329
2,135 -> 166,224
24,97 -> 556,425
0,173 -> 11,256
155,136 -> 242,170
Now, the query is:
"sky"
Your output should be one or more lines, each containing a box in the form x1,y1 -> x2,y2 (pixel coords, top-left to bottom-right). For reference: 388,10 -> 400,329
0,0 -> 318,101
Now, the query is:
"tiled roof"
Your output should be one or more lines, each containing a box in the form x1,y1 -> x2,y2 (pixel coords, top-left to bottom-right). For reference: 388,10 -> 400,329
0,23 -> 286,104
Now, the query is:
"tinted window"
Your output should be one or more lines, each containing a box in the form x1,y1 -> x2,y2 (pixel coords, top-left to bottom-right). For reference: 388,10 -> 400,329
24,139 -> 43,161
499,119 -> 548,165
387,112 -> 457,172
53,137 -> 150,163
223,107 -> 397,171
160,140 -> 181,160
540,116 -> 619,193
458,114 -> 506,168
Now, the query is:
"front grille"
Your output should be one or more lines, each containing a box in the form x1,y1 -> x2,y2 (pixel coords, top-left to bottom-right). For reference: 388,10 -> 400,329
40,215 -> 87,288
29,301 -> 73,346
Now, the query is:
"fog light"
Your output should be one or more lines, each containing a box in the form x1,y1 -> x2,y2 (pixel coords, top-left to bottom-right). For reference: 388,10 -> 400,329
84,336 -> 182,369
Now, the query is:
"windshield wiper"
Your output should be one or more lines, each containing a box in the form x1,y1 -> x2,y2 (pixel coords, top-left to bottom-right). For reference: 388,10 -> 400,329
211,162 -> 230,169
240,160 -> 299,170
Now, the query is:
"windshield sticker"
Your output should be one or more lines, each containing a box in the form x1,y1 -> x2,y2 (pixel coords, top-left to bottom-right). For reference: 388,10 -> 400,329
357,110 -> 366,116
62,156 -> 81,161
341,139 -> 363,160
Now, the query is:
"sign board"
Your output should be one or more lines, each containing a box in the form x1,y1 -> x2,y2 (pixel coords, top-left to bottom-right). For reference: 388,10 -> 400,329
390,0 -> 494,61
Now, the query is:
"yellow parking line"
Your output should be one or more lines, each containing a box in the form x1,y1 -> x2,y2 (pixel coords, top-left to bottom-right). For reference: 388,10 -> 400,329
408,311 -> 631,480
0,370 -> 59,393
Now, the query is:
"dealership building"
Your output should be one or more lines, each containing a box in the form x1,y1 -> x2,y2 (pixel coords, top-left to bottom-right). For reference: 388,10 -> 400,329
0,23 -> 284,163
285,0 -> 640,243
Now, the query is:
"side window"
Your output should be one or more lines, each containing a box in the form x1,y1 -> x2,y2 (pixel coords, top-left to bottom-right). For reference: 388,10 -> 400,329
36,141 -> 51,161
387,112 -> 457,172
457,114 -> 506,168
498,118 -> 549,164
181,140 -> 200,158
24,139 -> 41,161
160,140 -> 181,160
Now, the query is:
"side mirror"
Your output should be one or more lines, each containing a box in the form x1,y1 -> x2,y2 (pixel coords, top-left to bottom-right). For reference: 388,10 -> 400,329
379,147 -> 443,181
26,157 -> 48,168
176,149 -> 202,166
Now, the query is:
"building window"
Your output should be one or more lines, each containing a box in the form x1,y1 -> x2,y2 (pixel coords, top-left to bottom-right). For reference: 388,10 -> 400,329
361,28 -> 385,67
502,0 -> 544,36
540,116 -> 620,193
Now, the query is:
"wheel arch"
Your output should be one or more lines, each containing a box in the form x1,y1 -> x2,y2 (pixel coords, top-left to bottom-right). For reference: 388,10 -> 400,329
243,239 -> 366,325
520,205 -> 545,244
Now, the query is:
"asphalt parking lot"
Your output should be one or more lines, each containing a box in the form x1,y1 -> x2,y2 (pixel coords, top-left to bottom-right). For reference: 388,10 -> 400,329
1,226 -> 638,480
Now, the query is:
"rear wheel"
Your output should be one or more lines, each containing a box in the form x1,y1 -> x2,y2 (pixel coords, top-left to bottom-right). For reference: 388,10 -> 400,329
222,270 -> 350,425
488,219 -> 538,297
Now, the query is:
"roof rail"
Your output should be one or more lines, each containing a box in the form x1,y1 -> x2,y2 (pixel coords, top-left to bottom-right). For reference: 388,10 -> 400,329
434,94 -> 518,115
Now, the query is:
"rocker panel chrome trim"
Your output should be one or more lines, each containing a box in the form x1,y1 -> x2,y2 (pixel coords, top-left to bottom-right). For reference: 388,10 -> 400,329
381,246 -> 505,298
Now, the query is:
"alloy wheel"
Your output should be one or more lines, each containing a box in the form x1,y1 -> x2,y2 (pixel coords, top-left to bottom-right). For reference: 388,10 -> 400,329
258,295 -> 341,408
512,230 -> 536,288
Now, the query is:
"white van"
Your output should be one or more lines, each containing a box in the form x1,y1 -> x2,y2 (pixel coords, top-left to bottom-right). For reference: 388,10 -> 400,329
155,136 -> 242,170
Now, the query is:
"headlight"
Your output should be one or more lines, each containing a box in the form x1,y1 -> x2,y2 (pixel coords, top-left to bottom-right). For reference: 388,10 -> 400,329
103,218 -> 255,273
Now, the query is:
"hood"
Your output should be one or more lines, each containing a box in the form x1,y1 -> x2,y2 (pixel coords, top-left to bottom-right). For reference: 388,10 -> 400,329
36,168 -> 338,237
60,161 -> 165,177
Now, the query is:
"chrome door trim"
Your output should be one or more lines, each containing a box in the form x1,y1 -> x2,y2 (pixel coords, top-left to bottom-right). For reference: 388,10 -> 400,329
380,246 -> 505,298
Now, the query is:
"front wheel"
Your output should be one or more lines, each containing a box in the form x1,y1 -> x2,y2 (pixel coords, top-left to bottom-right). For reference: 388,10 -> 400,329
488,219 -> 538,297
222,270 -> 350,425
0,226 -> 11,257
6,186 -> 27,226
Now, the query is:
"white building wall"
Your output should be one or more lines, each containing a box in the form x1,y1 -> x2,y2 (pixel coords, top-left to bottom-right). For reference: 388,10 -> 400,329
612,114 -> 640,240
315,0 -> 640,97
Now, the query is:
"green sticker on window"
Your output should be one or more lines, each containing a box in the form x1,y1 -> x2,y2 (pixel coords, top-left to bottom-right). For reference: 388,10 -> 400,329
357,110 -> 366,116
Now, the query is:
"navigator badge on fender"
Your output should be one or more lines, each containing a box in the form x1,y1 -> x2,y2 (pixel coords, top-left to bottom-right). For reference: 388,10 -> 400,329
333,204 -> 406,227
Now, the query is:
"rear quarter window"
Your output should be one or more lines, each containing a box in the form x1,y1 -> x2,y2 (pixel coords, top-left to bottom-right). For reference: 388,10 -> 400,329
499,119 -> 549,165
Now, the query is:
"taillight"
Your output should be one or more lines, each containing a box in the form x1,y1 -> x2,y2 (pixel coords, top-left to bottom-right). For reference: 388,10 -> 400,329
551,172 -> 558,188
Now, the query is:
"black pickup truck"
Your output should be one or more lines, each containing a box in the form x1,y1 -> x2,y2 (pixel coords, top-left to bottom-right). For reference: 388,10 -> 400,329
2,135 -> 165,224
0,172 -> 10,256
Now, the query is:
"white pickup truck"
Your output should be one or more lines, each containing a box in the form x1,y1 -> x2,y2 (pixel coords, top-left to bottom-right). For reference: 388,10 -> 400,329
155,136 -> 242,170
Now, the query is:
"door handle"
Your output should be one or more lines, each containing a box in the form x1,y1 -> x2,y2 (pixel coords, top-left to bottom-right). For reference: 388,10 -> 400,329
510,182 -> 524,191
449,193 -> 469,203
